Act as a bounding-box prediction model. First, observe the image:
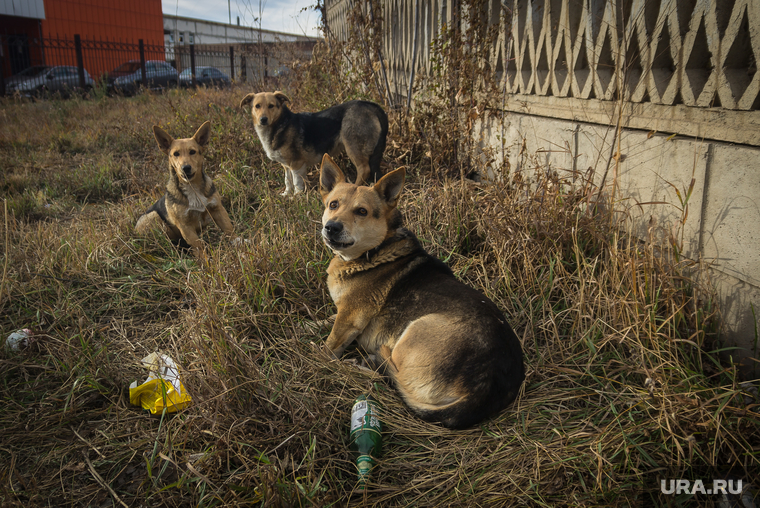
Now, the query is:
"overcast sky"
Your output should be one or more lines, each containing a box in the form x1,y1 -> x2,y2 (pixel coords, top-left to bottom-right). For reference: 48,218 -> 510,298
161,0 -> 322,37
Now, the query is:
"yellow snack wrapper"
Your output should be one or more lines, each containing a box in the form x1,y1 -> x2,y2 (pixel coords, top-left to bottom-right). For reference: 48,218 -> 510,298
129,353 -> 192,414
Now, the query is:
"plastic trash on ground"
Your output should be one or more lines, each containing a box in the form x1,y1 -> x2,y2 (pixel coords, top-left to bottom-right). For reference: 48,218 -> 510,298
129,353 -> 192,414
6,329 -> 34,351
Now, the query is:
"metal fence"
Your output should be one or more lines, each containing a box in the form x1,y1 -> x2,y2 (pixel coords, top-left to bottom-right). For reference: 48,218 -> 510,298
1,34 -> 167,93
0,33 -> 308,97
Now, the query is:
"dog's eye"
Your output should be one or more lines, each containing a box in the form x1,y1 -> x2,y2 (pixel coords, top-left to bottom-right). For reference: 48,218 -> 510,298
356,208 -> 368,216
268,104 -> 274,109
329,200 -> 338,209
255,104 -> 261,109
173,151 -> 180,157
189,150 -> 196,155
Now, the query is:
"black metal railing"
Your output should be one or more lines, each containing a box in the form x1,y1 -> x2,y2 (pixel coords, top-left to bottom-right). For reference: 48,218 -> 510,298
0,33 -> 288,97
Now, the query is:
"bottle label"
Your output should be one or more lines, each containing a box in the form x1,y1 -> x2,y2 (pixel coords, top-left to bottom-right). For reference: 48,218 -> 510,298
350,400 -> 368,433
356,456 -> 374,484
351,399 -> 382,433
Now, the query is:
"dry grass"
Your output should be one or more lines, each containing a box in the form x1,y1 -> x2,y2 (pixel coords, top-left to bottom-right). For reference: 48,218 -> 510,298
0,80 -> 758,508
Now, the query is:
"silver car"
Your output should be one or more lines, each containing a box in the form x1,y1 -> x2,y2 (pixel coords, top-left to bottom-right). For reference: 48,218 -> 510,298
7,65 -> 95,97
179,66 -> 231,88
5,65 -> 50,88
109,60 -> 179,95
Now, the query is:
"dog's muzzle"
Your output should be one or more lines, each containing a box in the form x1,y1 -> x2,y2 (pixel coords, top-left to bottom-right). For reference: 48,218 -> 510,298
182,164 -> 194,179
322,220 -> 354,249
259,117 -> 269,126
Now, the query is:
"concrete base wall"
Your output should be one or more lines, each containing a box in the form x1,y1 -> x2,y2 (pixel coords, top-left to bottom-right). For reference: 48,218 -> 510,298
474,110 -> 760,376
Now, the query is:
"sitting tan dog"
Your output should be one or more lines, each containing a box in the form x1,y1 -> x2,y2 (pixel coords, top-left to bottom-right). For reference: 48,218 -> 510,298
318,154 -> 525,428
135,121 -> 237,257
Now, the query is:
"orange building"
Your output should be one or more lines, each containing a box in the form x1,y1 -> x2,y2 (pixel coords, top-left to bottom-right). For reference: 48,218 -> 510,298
1,0 -> 164,78
40,0 -> 163,43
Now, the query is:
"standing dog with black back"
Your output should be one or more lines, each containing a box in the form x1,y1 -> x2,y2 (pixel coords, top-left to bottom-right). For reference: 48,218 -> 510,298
240,91 -> 388,195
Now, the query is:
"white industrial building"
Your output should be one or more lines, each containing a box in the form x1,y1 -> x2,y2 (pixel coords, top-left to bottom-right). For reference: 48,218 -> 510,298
163,14 -> 314,49
162,14 -> 317,83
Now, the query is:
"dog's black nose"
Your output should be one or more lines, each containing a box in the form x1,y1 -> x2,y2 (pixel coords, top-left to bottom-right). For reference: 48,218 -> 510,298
182,165 -> 193,177
260,117 -> 268,125
324,221 -> 343,236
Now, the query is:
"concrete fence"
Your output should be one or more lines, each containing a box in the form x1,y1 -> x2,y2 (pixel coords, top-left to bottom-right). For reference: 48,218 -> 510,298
325,0 -> 760,374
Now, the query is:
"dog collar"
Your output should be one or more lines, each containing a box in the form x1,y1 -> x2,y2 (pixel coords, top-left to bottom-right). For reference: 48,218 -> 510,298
363,228 -> 417,262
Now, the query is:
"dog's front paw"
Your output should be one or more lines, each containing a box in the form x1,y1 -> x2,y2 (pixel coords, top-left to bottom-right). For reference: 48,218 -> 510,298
322,343 -> 340,359
342,357 -> 374,372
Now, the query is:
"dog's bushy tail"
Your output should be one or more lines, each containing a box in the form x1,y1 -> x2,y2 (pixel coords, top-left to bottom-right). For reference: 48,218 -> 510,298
369,105 -> 389,183
409,365 -> 523,429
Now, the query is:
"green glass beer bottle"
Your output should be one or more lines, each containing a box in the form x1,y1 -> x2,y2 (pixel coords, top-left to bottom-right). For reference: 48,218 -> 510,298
349,394 -> 382,488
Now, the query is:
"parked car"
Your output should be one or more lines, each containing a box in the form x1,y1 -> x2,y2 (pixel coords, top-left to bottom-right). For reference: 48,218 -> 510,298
6,65 -> 94,97
5,65 -> 50,88
108,60 -> 178,95
179,66 -> 231,88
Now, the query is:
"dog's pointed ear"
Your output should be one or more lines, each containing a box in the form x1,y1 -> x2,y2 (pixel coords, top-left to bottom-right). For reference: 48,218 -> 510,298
374,167 -> 406,207
319,154 -> 346,200
273,91 -> 290,105
153,125 -> 174,154
193,121 -> 212,148
239,93 -> 256,109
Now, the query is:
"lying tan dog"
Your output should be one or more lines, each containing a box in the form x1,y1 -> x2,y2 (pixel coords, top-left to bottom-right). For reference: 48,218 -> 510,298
239,91 -> 388,195
135,121 -> 237,257
318,154 -> 525,428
